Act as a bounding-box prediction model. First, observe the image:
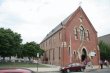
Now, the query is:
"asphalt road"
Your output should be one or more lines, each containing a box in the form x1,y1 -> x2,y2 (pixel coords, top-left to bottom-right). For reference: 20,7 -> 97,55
37,68 -> 110,73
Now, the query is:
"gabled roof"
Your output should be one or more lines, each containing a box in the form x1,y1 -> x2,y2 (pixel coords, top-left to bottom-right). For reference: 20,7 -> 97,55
41,9 -> 72,43
40,6 -> 97,44
42,23 -> 63,43
40,10 -> 74,44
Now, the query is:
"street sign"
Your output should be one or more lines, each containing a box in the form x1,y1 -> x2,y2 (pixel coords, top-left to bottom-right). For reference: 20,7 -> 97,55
89,51 -> 96,56
37,53 -> 39,58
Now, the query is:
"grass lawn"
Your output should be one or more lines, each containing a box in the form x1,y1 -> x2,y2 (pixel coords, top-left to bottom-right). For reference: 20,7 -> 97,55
0,62 -> 49,68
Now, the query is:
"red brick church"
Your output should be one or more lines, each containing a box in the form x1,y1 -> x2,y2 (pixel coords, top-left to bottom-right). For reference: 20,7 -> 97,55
40,6 -> 100,66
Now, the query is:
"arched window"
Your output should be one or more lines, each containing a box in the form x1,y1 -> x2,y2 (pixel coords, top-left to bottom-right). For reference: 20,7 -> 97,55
53,49 -> 54,60
68,46 -> 71,55
49,50 -> 50,60
59,47 -> 61,59
74,27 -> 78,39
80,26 -> 85,40
86,30 -> 90,40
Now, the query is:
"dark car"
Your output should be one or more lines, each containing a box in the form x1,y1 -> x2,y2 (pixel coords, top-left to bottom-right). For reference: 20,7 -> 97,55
60,63 -> 86,73
0,68 -> 35,73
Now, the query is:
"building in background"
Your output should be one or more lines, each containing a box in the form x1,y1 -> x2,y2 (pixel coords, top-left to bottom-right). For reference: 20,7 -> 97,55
40,6 -> 100,66
99,34 -> 110,45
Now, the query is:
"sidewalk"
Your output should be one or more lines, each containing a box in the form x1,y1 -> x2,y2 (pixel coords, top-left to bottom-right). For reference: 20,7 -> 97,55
27,64 -> 60,72
85,65 -> 110,72
85,65 -> 99,72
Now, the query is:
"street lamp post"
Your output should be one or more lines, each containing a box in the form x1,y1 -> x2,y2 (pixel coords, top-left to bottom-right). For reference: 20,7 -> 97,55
37,53 -> 39,72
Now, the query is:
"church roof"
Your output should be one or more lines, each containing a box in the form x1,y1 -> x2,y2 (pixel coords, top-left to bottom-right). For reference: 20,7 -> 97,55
40,6 -> 97,43
40,12 -> 73,43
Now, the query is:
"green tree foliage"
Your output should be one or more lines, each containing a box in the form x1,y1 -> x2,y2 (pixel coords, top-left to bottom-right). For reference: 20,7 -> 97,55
21,41 -> 44,60
0,28 -> 44,61
0,28 -> 22,59
99,41 -> 110,60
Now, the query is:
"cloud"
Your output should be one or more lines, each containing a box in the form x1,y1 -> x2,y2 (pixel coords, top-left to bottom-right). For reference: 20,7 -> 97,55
82,0 -> 110,36
0,0 -> 110,43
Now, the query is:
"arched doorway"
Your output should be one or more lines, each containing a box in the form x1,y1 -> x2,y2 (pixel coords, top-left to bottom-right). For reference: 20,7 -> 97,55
81,48 -> 87,62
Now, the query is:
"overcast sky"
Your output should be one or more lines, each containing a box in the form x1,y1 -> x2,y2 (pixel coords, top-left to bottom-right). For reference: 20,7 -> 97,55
0,0 -> 110,43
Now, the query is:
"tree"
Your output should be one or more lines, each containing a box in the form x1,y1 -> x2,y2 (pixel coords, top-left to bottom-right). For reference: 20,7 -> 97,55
21,41 -> 44,61
99,41 -> 110,60
0,28 -> 22,60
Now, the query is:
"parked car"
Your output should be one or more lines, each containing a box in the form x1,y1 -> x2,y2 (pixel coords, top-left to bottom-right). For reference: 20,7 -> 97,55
60,63 -> 86,73
0,68 -> 35,73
